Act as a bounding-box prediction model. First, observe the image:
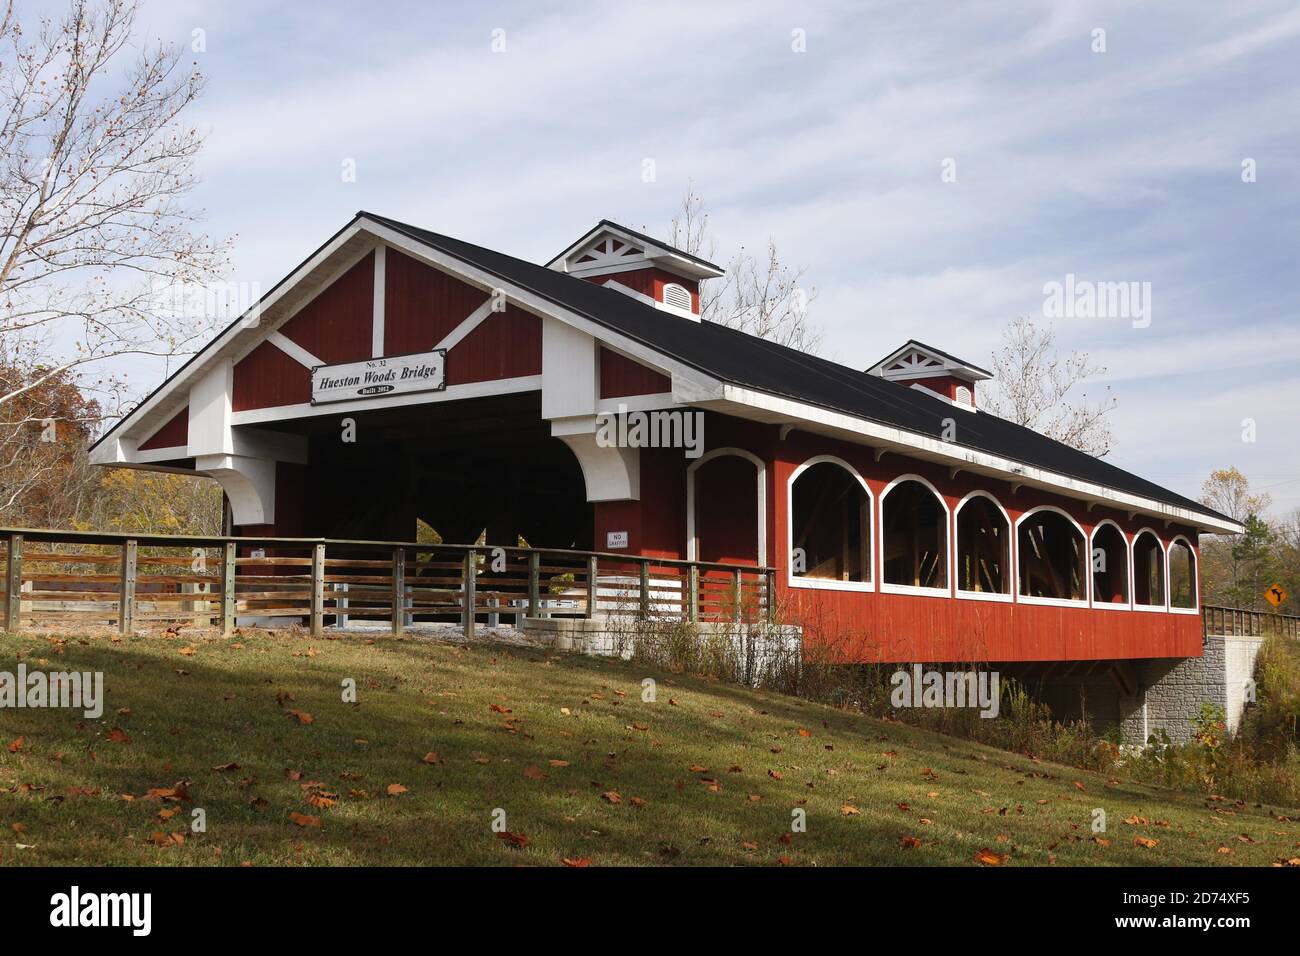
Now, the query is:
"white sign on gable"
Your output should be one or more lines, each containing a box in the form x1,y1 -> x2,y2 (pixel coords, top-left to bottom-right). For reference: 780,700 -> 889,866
311,350 -> 446,405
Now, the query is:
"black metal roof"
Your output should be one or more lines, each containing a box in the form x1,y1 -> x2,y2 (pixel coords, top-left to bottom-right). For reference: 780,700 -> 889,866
365,213 -> 1231,526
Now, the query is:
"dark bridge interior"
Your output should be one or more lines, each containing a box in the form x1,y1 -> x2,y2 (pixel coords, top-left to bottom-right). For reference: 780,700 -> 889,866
266,392 -> 593,548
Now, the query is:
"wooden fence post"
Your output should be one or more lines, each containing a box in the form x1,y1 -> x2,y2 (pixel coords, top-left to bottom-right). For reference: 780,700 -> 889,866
462,550 -> 477,639
639,559 -> 650,619
688,564 -> 700,624
310,543 -> 325,637
4,534 -> 22,634
732,568 -> 743,623
527,550 -> 540,618
221,542 -> 236,636
586,554 -> 598,619
118,538 -> 138,636
391,546 -> 406,637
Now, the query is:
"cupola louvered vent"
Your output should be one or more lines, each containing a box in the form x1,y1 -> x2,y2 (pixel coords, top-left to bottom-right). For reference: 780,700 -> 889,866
663,283 -> 692,312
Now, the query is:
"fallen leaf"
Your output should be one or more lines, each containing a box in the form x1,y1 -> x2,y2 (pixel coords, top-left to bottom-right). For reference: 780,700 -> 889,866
974,848 -> 1008,866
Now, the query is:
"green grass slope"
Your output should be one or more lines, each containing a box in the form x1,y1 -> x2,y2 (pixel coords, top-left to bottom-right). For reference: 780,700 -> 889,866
0,628 -> 1296,866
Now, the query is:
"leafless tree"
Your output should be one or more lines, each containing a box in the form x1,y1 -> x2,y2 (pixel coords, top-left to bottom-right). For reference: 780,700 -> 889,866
980,315 -> 1117,456
665,187 -> 821,353
0,0 -> 228,427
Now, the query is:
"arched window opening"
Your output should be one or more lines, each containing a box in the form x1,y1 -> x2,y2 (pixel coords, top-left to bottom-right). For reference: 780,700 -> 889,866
791,461 -> 871,583
883,479 -> 947,589
1169,538 -> 1196,609
1133,531 -> 1165,607
1091,522 -> 1129,605
1017,509 -> 1085,601
956,495 -> 1009,594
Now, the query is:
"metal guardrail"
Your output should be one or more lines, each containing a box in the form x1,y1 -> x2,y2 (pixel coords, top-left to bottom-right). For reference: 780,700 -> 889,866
0,527 -> 775,637
1203,604 -> 1300,640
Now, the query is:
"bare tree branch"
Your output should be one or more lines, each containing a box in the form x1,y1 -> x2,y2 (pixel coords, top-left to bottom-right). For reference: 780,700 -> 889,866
665,186 -> 821,353
980,315 -> 1117,457
0,0 -> 229,424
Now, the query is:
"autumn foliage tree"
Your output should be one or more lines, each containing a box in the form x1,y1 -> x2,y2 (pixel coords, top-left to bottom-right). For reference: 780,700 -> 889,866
0,357 -> 99,525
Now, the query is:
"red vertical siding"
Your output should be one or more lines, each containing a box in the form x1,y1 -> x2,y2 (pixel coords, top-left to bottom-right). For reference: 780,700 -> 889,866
279,252 -> 374,365
607,410 -> 1202,663
139,408 -> 189,450
445,307 -> 541,385
599,347 -> 672,398
583,267 -> 700,313
384,248 -> 489,355
233,341 -> 312,411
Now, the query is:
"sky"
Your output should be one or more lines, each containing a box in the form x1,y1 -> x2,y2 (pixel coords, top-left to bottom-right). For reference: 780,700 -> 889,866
115,0 -> 1300,515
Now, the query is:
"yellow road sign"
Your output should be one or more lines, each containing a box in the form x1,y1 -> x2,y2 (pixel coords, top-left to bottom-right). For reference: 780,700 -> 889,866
1265,583 -> 1287,608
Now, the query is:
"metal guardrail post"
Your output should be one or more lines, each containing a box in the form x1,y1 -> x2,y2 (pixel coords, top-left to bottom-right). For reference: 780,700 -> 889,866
527,551 -> 540,618
4,534 -> 22,633
391,546 -> 405,636
463,549 -> 476,638
310,543 -> 326,637
688,564 -> 700,624
639,559 -> 650,619
765,568 -> 776,624
221,542 -> 236,636
118,538 -> 138,636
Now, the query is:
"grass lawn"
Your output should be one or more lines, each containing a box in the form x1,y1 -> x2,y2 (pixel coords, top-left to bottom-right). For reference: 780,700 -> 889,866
1,626 -> 1297,867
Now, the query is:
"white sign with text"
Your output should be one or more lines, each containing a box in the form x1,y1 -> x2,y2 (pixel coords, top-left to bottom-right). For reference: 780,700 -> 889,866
311,350 -> 446,405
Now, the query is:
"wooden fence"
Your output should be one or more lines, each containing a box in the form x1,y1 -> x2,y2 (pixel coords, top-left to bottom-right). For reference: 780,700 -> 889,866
0,528 -> 775,638
1202,604 -> 1300,641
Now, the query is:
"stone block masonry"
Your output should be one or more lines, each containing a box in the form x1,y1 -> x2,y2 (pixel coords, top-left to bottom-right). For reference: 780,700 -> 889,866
1118,634 -> 1264,745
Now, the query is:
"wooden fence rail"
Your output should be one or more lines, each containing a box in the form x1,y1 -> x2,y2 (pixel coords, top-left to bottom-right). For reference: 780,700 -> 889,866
0,528 -> 775,638
1202,604 -> 1300,641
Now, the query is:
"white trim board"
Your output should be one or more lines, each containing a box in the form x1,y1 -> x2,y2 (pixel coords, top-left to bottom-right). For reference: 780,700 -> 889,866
708,385 -> 1240,534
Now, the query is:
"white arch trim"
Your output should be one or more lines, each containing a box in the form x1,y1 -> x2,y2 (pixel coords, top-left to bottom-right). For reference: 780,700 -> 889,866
1167,534 -> 1200,615
686,447 -> 767,565
953,490 -> 1013,603
785,454 -> 875,593
1131,526 -> 1167,612
1088,518 -> 1132,611
879,473 -> 952,598
1013,505 -> 1090,608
